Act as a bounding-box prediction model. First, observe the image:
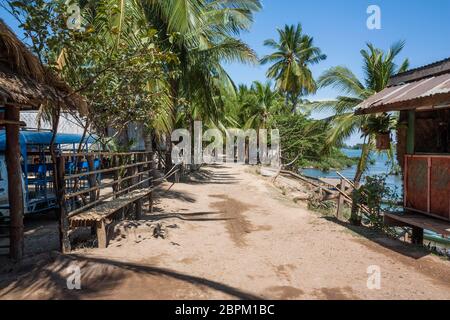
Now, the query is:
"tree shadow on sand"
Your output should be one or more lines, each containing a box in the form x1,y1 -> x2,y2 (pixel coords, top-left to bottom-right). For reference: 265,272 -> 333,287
180,169 -> 240,185
0,254 -> 263,300
322,216 -> 430,259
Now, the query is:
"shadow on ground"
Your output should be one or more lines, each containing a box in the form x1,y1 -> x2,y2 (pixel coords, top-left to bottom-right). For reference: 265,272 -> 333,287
180,167 -> 240,185
322,216 -> 430,259
0,254 -> 262,300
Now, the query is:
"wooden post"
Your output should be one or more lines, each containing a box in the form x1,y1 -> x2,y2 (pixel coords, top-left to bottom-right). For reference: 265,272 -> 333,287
148,190 -> 153,213
56,156 -> 71,253
96,220 -> 107,248
87,155 -> 97,202
5,105 -> 24,260
148,151 -> 154,213
137,153 -> 144,185
112,155 -> 119,198
406,110 -> 415,155
337,178 -> 346,219
149,152 -> 155,180
135,199 -> 142,220
411,226 -> 423,245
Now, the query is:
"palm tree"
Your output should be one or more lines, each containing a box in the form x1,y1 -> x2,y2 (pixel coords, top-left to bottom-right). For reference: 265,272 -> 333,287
260,23 -> 326,111
314,41 -> 409,224
242,81 -> 284,131
78,0 -> 261,168
141,0 -> 262,168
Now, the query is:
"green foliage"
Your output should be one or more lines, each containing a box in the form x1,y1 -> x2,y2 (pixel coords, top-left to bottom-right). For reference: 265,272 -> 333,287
363,113 -> 396,135
270,113 -> 357,171
2,0 -> 262,144
312,41 -> 409,183
308,198 -> 337,216
352,174 -> 399,230
142,0 -> 262,132
3,0 -> 178,137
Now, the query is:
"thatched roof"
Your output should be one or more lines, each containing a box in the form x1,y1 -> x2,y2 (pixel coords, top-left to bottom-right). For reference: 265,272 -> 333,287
0,19 -> 87,113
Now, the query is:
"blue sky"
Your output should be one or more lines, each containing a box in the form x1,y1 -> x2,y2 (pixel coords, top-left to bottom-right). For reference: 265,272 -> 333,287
224,0 -> 450,143
1,0 -> 450,144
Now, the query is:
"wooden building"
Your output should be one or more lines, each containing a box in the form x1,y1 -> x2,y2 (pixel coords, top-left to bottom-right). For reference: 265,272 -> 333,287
356,58 -> 450,244
0,19 -> 86,260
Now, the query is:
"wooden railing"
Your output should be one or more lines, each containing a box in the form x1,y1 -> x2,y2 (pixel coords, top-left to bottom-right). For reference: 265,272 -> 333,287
57,152 -> 154,216
55,151 -> 154,251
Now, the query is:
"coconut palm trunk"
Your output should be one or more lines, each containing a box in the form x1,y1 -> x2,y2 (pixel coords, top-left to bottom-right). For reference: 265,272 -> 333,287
313,42 -> 410,225
350,136 -> 373,225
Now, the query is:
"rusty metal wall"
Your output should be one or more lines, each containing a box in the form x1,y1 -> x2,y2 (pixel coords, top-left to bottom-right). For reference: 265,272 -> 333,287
405,155 -> 450,221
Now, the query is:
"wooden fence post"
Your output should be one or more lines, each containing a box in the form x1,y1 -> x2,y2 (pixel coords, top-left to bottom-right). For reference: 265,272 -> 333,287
137,153 -> 144,184
112,155 -> 119,198
411,227 -> 423,245
56,156 -> 71,253
336,178 -> 346,219
87,155 -> 97,203
147,152 -> 154,213
5,104 -> 24,260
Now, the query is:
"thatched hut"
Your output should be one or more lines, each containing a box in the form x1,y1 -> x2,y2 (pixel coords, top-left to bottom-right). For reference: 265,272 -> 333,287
0,19 -> 87,260
0,19 -> 87,111
356,58 -> 450,244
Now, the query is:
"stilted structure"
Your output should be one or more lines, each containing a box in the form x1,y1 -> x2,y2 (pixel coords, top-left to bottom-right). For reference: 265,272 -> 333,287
356,58 -> 450,244
0,19 -> 86,260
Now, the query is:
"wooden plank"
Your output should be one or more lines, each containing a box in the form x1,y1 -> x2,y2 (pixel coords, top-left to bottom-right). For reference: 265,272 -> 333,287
64,160 -> 153,180
384,212 -> 450,236
69,189 -> 152,223
65,169 -> 151,199
61,151 -> 152,157
68,176 -> 153,217
0,120 -> 27,126
280,170 -> 334,194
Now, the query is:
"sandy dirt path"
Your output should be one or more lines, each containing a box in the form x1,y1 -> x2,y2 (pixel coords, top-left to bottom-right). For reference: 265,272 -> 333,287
1,163 -> 449,300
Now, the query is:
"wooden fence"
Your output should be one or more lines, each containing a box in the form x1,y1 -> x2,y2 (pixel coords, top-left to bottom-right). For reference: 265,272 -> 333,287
55,151 -> 155,251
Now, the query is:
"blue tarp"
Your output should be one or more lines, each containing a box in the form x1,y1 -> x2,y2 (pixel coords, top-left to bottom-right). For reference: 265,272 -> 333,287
0,130 -> 97,155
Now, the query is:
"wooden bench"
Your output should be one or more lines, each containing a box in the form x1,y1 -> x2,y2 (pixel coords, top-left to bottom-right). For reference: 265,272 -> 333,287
384,210 -> 450,244
56,151 -> 155,251
69,188 -> 153,248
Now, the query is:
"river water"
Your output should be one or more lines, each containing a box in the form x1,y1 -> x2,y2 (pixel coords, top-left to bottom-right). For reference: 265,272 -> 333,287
302,149 -> 450,248
301,148 -> 403,193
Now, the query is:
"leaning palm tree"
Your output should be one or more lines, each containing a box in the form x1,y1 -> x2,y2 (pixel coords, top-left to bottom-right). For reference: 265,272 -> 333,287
261,23 -> 326,111
313,41 -> 409,224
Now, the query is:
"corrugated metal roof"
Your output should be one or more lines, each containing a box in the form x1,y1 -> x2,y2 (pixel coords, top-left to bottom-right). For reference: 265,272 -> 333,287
355,72 -> 450,114
389,57 -> 450,86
